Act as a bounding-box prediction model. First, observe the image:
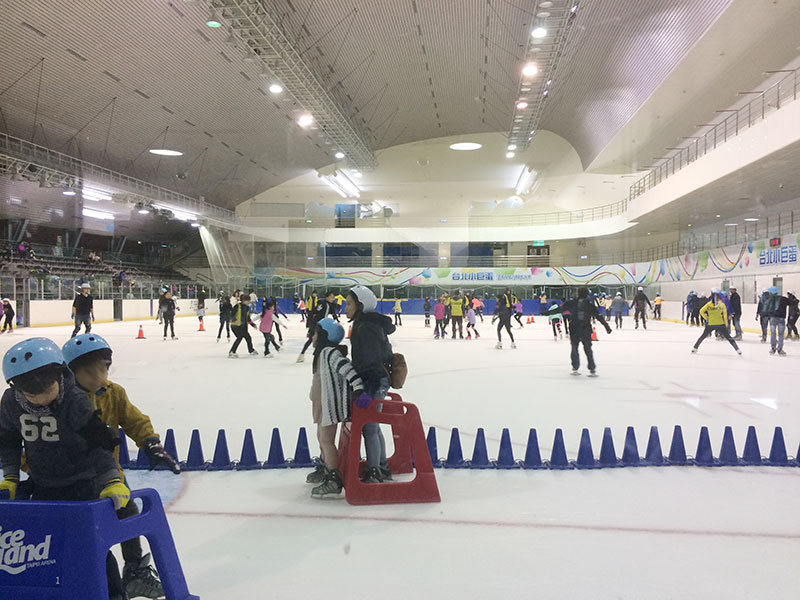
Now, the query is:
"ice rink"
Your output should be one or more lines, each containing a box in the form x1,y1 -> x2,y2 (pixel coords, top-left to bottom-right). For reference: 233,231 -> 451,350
3,312 -> 799,599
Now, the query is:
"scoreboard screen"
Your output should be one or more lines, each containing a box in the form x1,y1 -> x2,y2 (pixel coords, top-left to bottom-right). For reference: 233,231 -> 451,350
770,237 -> 781,248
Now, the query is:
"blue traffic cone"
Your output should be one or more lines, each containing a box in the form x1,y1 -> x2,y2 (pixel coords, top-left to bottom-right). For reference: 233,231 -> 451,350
426,427 -> 442,467
621,426 -> 640,466
741,426 -> 762,465
496,428 -> 520,469
237,429 -> 261,470
767,426 -> 788,465
444,428 -> 468,468
208,429 -> 233,471
644,426 -> 665,466
183,429 -> 208,471
548,428 -> 573,469
289,427 -> 315,468
694,426 -> 716,466
264,428 -> 287,468
163,429 -> 179,464
598,427 -> 619,467
522,429 -> 544,469
574,428 -> 597,469
117,429 -> 130,468
718,426 -> 739,466
668,425 -> 688,465
130,446 -> 150,470
470,428 -> 492,468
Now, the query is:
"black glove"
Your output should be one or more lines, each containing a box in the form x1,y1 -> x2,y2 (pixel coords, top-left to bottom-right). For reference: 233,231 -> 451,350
143,437 -> 181,474
79,410 -> 121,451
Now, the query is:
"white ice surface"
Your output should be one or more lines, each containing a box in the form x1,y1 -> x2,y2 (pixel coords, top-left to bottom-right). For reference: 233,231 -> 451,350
3,314 -> 799,599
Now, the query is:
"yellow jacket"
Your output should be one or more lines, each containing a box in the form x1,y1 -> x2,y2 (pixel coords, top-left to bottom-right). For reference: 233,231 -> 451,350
87,381 -> 158,477
699,300 -> 728,327
448,297 -> 465,317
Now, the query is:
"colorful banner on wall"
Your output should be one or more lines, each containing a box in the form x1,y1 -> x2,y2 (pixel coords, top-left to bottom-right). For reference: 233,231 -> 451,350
257,232 -> 800,287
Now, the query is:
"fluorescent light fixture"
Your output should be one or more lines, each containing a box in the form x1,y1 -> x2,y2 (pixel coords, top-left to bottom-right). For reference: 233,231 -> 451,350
62,189 -> 76,196
531,27 -> 547,38
149,149 -> 183,157
687,224 -> 692,227
190,222 -> 201,228
507,144 -> 517,151
268,83 -> 283,94
320,174 -> 348,198
505,151 -> 515,158
334,151 -> 345,159
152,203 -> 198,221
715,214 -> 721,218
515,166 -> 538,195
449,142 -> 482,151
297,113 -> 314,128
318,170 -> 360,198
744,217 -> 759,222
546,79 -> 552,86
205,12 -> 222,27
81,187 -> 113,202
522,63 -> 538,77
439,256 -> 447,261
516,100 -> 528,109
580,255 -> 588,259
352,171 -> 363,178
83,208 -> 115,221
725,223 -> 737,227
440,219 -> 447,223
138,208 -> 150,215
307,256 -> 314,261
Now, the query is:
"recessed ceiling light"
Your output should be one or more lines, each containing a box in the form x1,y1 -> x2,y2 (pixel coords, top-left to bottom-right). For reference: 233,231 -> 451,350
297,113 -> 314,128
62,190 -> 76,196
507,144 -> 517,151
190,222 -> 201,228
647,232 -> 651,235
149,149 -> 183,156
205,11 -> 222,28
715,214 -> 721,218
138,208 -> 150,215
449,142 -> 482,151
334,151 -> 345,159
268,83 -> 283,94
724,223 -> 737,227
537,12 -> 551,18
305,219 -> 313,224
516,100 -> 528,109
546,79 -> 552,86
505,151 -> 515,158
744,217 -> 759,222
531,27 -> 547,38
522,63 -> 538,77
352,171 -> 363,178
539,1 -> 553,7
543,90 -> 548,96
571,4 -> 578,13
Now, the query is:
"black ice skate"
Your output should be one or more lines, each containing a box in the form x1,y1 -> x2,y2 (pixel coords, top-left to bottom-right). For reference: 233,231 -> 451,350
306,464 -> 328,484
311,469 -> 343,498
123,553 -> 163,599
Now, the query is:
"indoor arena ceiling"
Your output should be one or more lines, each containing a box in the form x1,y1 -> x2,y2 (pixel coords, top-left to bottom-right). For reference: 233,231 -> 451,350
0,0 -> 754,211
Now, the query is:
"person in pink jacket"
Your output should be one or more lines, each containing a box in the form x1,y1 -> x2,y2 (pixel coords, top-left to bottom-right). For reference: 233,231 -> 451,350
259,300 -> 281,357
433,297 -> 446,339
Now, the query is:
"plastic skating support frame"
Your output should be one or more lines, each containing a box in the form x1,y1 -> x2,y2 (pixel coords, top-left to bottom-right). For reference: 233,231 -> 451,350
337,392 -> 440,505
0,488 -> 198,600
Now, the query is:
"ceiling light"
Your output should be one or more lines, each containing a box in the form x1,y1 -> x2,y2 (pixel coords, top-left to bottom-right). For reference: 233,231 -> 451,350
439,256 -> 447,261
515,166 -> 538,195
334,151 -> 345,159
319,170 -> 361,198
268,83 -> 283,94
138,208 -> 150,215
539,1 -> 553,7
715,214 -> 721,218
190,222 -> 201,228
546,79 -> 552,86
305,219 -> 313,223
149,149 -> 183,157
205,11 -> 222,28
505,151 -> 515,158
580,255 -> 588,260
297,113 -> 314,128
82,188 -> 112,202
687,224 -> 692,227
571,4 -> 578,13
507,144 -> 517,151
449,142 -> 482,151
744,217 -> 759,222
543,90 -> 548,96
62,189 -> 76,196
647,232 -> 651,235
522,63 -> 538,77
516,100 -> 528,109
352,171 -> 363,178
440,219 -> 447,223
531,27 -> 547,38
725,223 -> 737,227
83,208 -> 115,221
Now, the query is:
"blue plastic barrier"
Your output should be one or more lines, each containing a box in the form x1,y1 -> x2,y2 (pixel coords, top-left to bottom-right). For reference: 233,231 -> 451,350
0,488 -> 198,600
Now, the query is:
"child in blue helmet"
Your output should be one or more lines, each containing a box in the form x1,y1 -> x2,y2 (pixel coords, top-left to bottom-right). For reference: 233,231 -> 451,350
305,318 -> 364,498
0,338 -> 129,599
63,333 -> 180,598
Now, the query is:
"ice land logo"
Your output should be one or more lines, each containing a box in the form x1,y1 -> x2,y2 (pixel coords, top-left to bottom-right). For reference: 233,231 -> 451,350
0,526 -> 53,575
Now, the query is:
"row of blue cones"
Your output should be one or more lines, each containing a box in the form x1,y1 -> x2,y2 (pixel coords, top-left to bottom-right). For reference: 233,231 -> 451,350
119,424 -> 800,472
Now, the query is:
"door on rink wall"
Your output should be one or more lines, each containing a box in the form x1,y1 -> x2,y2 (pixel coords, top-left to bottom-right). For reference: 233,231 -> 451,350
773,277 -> 783,295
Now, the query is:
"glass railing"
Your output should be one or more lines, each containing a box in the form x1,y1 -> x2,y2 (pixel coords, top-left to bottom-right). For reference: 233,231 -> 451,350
629,66 -> 799,201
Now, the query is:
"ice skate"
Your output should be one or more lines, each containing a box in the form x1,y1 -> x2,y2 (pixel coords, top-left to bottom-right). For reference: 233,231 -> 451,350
769,349 -> 776,355
570,368 -> 580,376
216,337 -> 220,343
778,350 -> 786,356
737,349 -> 743,355
162,336 -> 167,341
495,342 -> 502,349
296,354 -> 305,363
360,466 -> 384,484
510,342 -> 517,349
434,333 -> 439,339
306,464 -> 328,484
466,333 -> 472,339
228,352 -> 238,358
249,349 -> 259,356
123,553 -> 163,599
171,336 -> 178,341
311,469 -> 343,498
588,370 -> 598,378
691,347 -> 698,353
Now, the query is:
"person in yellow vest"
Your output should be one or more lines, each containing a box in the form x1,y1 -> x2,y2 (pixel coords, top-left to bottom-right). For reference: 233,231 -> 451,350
691,289 -> 741,355
654,293 -> 663,320
393,298 -> 403,326
448,290 -> 466,339
61,333 -> 181,599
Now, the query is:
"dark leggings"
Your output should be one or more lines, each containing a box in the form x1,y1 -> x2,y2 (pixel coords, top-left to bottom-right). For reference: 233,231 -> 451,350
394,313 -> 402,325
614,313 -> 622,328
273,321 -> 283,341
163,314 -> 175,338
514,312 -> 524,326
435,318 -> 445,336
424,311 -> 430,326
551,320 -> 562,336
497,312 -> 514,342
262,332 -> 280,354
2,314 -> 13,331
230,325 -> 254,353
218,316 -> 231,339
694,324 -> 739,350
788,314 -> 799,338
466,322 -> 477,335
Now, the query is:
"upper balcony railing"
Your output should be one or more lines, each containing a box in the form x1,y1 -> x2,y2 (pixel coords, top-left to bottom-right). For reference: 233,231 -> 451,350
629,66 -> 799,202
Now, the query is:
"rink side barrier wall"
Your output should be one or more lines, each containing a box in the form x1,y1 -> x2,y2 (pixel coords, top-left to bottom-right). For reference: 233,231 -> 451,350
28,298 -> 220,327
122,424 -> 800,474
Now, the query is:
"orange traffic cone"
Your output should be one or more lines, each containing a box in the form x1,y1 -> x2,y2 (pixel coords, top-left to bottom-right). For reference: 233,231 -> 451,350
198,320 -> 205,332
530,315 -> 534,324
591,327 -> 598,341
136,325 -> 146,340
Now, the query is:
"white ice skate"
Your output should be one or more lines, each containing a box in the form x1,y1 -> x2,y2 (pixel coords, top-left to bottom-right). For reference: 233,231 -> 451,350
511,343 -> 517,349
495,342 -> 502,349
570,368 -> 580,376
296,354 -> 305,363
228,352 -> 238,359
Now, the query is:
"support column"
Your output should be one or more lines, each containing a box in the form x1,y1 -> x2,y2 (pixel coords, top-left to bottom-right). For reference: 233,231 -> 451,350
371,242 -> 384,267
438,241 -> 450,267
